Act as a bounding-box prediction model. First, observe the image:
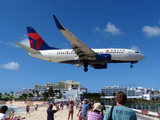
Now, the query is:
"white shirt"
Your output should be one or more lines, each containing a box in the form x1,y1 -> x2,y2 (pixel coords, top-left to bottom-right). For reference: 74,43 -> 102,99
79,103 -> 82,107
35,104 -> 37,108
0,113 -> 5,120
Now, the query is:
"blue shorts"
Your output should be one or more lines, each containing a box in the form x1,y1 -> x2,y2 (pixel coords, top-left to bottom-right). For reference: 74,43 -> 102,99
82,115 -> 87,119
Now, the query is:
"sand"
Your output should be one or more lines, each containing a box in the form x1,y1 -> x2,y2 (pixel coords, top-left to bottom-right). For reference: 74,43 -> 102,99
6,102 -> 80,120
16,106 -> 79,120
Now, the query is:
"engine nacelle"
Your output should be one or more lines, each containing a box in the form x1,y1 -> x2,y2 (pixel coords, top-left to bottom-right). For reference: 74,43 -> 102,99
92,64 -> 107,69
96,54 -> 111,62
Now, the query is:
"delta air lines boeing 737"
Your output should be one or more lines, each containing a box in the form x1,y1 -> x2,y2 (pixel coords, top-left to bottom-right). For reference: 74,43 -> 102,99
15,15 -> 145,72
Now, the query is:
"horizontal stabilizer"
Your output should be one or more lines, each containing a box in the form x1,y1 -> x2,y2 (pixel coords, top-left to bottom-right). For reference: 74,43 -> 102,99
15,42 -> 40,54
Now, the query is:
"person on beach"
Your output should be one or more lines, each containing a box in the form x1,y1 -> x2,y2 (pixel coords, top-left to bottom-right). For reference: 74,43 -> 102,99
35,104 -> 38,111
77,106 -> 82,120
103,91 -> 137,120
0,105 -> 14,120
66,102 -> 69,109
58,102 -> 61,110
47,104 -> 59,120
79,101 -> 82,108
75,102 -> 78,109
61,102 -> 64,110
26,106 -> 30,116
88,101 -> 93,110
67,97 -> 77,120
13,116 -> 25,120
87,103 -> 103,120
82,99 -> 89,120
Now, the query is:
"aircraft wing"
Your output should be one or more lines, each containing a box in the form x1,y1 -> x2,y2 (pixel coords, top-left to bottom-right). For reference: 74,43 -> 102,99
53,15 -> 96,61
15,42 -> 40,54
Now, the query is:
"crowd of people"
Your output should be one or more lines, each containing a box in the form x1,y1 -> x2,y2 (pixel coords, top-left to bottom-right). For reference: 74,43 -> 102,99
46,91 -> 137,120
0,91 -> 137,120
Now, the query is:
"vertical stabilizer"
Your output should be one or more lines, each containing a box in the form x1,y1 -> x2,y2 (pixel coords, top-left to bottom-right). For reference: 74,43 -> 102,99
27,27 -> 58,50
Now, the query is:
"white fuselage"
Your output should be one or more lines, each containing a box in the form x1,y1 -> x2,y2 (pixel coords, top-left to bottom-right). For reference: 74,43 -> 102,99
29,48 -> 145,64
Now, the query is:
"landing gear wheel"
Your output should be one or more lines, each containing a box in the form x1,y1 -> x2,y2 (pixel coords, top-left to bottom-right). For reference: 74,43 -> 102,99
84,67 -> 88,72
84,61 -> 88,72
130,64 -> 133,68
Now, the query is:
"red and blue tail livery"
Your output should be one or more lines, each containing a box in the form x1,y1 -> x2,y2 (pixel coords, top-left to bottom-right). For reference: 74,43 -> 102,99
27,27 -> 58,50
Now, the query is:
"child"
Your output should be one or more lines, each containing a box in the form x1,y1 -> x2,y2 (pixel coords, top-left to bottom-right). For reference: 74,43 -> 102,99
77,106 -> 82,120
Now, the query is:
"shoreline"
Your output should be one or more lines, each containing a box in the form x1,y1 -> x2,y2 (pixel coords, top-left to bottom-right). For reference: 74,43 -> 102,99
5,101 -> 80,120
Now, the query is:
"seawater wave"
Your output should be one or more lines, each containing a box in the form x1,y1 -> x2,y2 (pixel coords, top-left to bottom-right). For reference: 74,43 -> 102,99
0,104 -> 25,116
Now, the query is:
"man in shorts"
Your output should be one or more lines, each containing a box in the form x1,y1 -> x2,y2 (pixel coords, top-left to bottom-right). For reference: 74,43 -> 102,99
82,99 -> 89,120
104,91 -> 137,120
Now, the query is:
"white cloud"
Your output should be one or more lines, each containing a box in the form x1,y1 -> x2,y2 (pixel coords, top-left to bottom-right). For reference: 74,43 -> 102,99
142,25 -> 160,37
92,22 -> 123,36
5,42 -> 19,48
95,39 -> 101,45
22,87 -> 26,90
0,62 -> 20,70
19,35 -> 30,47
4,35 -> 29,48
62,43 -> 68,47
62,43 -> 69,49
158,21 -> 160,24
92,27 -> 101,32
130,46 -> 142,52
103,22 -> 123,35
0,41 -> 3,44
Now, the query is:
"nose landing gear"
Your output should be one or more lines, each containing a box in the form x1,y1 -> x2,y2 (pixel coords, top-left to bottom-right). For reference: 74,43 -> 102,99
84,61 -> 88,72
130,64 -> 133,68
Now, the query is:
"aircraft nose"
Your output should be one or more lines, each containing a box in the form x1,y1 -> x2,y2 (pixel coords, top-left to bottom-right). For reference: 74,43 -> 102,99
140,54 -> 145,60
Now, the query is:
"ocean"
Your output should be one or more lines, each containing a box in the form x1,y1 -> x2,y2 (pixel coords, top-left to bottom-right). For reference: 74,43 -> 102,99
0,104 -> 25,116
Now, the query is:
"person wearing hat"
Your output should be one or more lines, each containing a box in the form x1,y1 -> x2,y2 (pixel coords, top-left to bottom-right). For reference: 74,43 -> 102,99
87,103 -> 103,120
104,91 -> 137,120
82,99 -> 90,120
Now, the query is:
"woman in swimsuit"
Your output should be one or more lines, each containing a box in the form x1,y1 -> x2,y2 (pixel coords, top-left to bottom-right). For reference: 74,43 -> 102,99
67,97 -> 76,120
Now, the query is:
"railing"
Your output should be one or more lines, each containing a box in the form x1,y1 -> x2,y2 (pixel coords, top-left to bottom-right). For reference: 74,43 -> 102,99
104,101 -> 160,113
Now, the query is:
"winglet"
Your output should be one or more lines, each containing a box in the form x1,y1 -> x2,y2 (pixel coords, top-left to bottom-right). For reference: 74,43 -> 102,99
53,15 -> 65,30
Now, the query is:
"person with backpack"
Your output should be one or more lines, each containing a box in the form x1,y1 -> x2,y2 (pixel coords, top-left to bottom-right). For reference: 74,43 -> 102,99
104,91 -> 137,120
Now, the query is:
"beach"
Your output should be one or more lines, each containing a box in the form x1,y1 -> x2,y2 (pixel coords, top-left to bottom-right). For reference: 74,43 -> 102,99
16,106 -> 79,120
6,101 -> 79,120
4,101 -> 160,120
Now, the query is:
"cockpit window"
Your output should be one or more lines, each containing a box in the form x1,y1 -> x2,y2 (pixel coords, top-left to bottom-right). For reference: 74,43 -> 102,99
135,51 -> 139,53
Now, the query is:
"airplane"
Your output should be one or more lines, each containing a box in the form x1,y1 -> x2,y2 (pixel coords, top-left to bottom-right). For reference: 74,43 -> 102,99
15,15 -> 145,72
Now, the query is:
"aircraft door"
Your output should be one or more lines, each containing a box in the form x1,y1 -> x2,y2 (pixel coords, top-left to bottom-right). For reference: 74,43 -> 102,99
127,51 -> 132,61
48,52 -> 52,61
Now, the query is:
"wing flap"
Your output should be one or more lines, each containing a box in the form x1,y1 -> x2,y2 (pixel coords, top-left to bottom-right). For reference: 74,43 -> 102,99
53,15 -> 96,60
15,42 -> 40,54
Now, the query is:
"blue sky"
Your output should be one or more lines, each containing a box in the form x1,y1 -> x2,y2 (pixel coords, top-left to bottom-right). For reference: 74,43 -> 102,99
0,1 -> 160,93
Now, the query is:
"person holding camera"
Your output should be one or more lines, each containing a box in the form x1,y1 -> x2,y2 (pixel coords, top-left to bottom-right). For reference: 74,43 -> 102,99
0,105 -> 14,120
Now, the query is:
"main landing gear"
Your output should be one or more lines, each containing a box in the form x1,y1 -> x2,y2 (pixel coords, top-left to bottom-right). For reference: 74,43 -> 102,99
84,61 -> 88,72
130,63 -> 133,68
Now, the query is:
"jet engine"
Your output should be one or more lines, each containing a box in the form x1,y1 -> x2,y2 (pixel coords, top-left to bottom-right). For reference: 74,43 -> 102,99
96,54 -> 111,62
92,64 -> 107,69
